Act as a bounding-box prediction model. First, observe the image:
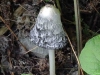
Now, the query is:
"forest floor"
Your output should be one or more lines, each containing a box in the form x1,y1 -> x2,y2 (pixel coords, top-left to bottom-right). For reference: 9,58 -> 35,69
0,0 -> 100,75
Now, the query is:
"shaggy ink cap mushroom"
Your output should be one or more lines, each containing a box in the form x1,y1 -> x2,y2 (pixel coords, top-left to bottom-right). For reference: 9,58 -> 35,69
30,4 -> 67,50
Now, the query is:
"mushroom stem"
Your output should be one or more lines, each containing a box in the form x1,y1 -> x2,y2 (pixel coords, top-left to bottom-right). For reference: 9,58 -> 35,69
49,50 -> 56,75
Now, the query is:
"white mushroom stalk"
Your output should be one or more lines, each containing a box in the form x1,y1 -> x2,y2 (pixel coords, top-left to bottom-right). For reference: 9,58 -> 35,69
49,50 -> 55,75
30,4 -> 67,75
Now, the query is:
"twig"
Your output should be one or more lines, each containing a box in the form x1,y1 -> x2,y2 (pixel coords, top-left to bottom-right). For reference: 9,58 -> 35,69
74,0 -> 82,74
91,2 -> 100,15
65,32 -> 84,75
7,50 -> 14,75
17,4 -> 27,11
25,46 -> 38,54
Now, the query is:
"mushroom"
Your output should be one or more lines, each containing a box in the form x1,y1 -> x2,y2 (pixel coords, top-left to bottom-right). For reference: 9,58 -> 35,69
30,4 -> 67,75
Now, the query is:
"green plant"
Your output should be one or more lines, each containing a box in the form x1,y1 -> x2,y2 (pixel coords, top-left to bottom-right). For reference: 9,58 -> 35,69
21,74 -> 32,75
79,34 -> 100,75
45,0 -> 50,2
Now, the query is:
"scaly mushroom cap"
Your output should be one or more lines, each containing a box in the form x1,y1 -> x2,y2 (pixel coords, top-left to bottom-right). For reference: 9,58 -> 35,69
30,4 -> 67,49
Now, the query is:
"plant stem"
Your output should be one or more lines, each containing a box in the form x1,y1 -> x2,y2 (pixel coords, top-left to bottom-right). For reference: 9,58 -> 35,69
55,0 -> 61,13
74,0 -> 82,75
49,50 -> 55,75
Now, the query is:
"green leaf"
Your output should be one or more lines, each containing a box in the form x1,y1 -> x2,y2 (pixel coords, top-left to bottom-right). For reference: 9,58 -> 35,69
79,34 -> 100,75
45,0 -> 49,2
21,74 -> 32,75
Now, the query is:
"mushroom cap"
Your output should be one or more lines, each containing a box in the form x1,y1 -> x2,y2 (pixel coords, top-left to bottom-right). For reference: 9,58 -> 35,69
30,4 -> 67,49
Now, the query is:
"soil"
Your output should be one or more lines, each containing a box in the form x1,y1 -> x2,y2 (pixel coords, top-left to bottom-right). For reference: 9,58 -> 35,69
0,0 -> 100,75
